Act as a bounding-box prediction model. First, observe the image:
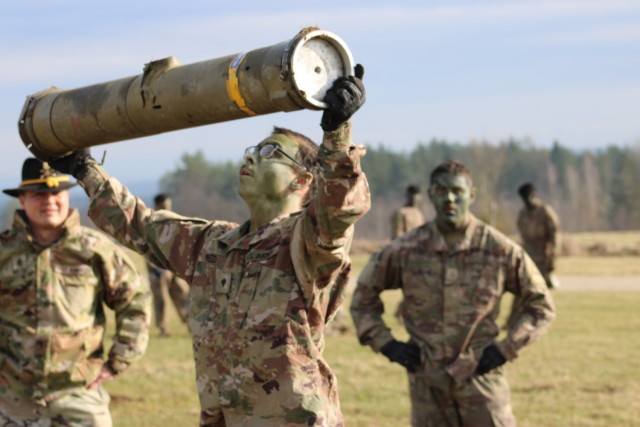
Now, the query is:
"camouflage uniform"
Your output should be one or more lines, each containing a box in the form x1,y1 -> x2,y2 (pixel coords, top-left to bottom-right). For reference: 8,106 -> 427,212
517,198 -> 560,288
390,206 -> 424,239
78,123 -> 370,426
351,215 -> 555,427
148,264 -> 189,335
0,209 -> 151,426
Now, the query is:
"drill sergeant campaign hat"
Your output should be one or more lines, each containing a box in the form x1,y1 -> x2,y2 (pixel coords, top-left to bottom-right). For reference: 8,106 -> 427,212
2,157 -> 77,197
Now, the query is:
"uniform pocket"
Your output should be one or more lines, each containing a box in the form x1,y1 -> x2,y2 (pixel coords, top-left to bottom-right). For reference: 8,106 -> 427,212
188,257 -> 218,338
238,248 -> 291,330
55,264 -> 100,318
467,254 -> 504,312
48,326 -> 105,389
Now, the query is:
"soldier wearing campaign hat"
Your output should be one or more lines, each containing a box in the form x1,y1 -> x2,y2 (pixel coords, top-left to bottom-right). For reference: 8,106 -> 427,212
0,158 -> 151,426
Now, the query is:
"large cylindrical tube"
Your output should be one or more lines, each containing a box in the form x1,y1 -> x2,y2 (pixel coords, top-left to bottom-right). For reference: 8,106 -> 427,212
18,27 -> 354,160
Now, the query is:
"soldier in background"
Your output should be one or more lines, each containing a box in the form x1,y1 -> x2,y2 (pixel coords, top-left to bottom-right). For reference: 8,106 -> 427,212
45,67 -> 368,426
390,185 -> 425,322
351,160 -> 555,427
148,193 -> 189,337
517,182 -> 560,289
390,184 -> 424,239
0,158 -> 150,426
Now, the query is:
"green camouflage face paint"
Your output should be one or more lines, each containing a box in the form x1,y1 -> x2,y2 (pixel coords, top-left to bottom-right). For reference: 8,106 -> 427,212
429,173 -> 475,230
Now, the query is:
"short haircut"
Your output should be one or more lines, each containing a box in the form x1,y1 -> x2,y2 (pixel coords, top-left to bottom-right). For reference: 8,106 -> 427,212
406,184 -> 421,195
154,193 -> 170,206
272,126 -> 319,171
429,160 -> 472,185
272,127 -> 319,205
518,183 -> 535,198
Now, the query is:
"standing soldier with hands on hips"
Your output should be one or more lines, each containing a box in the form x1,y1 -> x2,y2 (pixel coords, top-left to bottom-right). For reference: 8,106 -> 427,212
0,158 -> 151,426
351,160 -> 555,427
40,66 -> 369,426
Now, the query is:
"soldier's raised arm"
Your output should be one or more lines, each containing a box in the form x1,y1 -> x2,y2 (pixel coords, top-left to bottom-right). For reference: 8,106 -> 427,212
47,153 -> 235,283
292,65 -> 370,305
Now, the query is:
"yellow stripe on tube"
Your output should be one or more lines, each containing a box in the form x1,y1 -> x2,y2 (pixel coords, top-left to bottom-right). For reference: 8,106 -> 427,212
226,53 -> 257,116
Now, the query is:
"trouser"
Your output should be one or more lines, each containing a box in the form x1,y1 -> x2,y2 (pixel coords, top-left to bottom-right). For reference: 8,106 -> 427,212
0,386 -> 112,427
150,269 -> 189,332
409,367 -> 515,427
529,251 -> 557,289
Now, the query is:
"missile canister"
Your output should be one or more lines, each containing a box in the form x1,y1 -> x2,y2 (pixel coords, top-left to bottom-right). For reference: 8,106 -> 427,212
18,27 -> 354,160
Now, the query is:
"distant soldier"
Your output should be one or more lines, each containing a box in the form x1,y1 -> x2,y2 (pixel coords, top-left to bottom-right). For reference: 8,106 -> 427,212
390,185 -> 425,322
351,160 -> 555,427
0,158 -> 150,426
517,182 -> 560,289
147,193 -> 189,337
44,67 -> 368,426
390,184 -> 425,239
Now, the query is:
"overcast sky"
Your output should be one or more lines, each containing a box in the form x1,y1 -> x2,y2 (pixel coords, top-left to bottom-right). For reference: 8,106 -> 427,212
1,0 -> 639,193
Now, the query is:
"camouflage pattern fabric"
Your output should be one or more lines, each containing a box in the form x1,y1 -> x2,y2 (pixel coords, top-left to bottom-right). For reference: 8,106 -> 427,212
351,216 -> 555,426
390,206 -> 425,239
517,199 -> 559,287
148,264 -> 189,334
79,122 -> 370,426
409,366 -> 515,426
0,385 -> 111,427
0,209 -> 150,419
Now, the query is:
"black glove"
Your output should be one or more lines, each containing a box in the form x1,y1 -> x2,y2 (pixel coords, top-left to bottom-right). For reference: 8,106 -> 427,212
50,149 -> 95,180
475,344 -> 507,375
380,340 -> 421,373
320,64 -> 366,132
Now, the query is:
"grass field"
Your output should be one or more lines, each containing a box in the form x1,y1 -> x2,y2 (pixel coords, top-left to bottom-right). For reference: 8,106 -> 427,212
107,243 -> 640,427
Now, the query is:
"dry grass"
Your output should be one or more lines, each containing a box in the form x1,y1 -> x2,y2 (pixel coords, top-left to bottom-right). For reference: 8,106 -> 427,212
555,256 -> 640,275
103,245 -> 640,426
105,231 -> 639,425
104,290 -> 640,426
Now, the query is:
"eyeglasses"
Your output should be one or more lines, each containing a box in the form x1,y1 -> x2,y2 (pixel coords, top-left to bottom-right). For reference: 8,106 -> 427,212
244,143 -> 308,172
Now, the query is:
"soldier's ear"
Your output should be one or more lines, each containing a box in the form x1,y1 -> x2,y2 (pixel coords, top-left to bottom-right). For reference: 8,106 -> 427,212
291,172 -> 313,190
470,185 -> 477,203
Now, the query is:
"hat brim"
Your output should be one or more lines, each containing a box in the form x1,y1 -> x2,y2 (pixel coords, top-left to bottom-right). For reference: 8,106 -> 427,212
2,182 -> 77,198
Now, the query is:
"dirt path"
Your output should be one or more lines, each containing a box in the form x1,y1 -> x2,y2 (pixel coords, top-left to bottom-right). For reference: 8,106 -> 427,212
556,275 -> 640,291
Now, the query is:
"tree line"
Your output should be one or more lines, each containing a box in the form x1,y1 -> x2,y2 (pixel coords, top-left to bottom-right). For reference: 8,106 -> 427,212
157,139 -> 640,240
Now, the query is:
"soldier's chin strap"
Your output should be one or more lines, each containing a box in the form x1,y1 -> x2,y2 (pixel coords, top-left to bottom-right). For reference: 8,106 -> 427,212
99,151 -> 107,166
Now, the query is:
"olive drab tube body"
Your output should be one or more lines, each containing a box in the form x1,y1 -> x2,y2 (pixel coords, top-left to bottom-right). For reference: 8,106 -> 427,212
18,27 -> 354,160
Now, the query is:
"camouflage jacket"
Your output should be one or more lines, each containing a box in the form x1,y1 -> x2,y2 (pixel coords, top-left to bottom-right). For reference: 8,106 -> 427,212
351,216 -> 555,385
79,123 -> 370,426
517,199 -> 560,264
390,206 -> 425,239
0,209 -> 151,401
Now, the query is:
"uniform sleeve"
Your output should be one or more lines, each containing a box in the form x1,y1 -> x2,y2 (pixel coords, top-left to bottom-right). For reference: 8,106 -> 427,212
350,245 -> 401,352
79,164 -> 234,281
498,249 -> 556,360
544,205 -> 560,249
98,239 -> 152,375
291,121 -> 371,300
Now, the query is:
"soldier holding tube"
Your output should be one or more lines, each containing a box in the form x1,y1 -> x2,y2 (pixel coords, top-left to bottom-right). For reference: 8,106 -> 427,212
40,66 -> 369,426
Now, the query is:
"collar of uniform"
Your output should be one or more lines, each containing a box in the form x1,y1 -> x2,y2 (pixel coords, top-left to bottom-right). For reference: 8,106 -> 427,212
13,208 -> 81,243
217,214 -> 294,251
527,197 -> 543,210
425,215 -> 479,253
